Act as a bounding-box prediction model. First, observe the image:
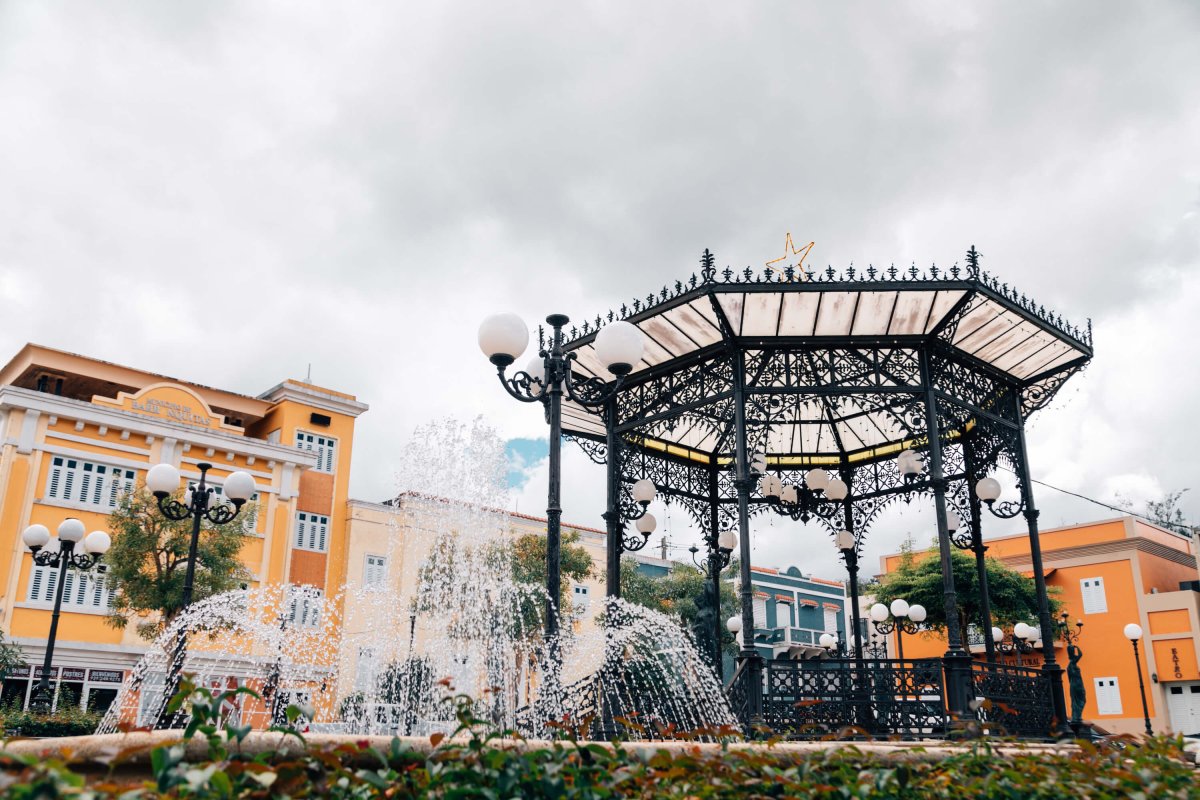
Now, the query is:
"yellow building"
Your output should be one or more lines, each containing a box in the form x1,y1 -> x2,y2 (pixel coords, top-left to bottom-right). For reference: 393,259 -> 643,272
338,494 -> 674,700
0,344 -> 367,713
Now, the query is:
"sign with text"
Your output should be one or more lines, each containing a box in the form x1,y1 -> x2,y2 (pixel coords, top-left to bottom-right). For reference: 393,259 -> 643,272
93,382 -> 244,433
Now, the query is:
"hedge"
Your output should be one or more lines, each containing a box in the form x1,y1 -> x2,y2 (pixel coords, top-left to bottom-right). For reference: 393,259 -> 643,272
0,682 -> 1195,798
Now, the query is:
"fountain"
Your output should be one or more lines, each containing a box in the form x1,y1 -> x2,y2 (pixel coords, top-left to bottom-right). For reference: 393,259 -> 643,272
99,418 -> 735,740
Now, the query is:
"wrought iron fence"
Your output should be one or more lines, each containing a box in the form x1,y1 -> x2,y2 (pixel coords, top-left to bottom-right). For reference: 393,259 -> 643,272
969,661 -> 1055,738
730,657 -> 949,739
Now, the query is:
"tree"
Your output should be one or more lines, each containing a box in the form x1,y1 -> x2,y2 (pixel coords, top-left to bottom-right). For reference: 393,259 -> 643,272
0,630 -> 25,682
618,557 -> 738,655
507,530 -> 594,639
873,539 -> 1060,640
105,486 -> 255,638
1145,489 -> 1194,537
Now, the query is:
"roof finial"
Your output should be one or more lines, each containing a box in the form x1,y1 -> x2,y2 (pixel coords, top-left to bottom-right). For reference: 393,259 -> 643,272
965,245 -> 982,277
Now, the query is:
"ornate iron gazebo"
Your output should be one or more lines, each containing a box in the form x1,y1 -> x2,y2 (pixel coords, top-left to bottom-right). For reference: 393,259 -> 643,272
559,246 -> 1092,738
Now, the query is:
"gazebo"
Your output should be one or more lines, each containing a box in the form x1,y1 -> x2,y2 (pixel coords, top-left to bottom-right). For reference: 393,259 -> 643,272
558,246 -> 1092,738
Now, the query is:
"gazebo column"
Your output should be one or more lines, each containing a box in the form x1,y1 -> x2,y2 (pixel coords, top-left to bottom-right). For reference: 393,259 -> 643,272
602,397 -> 622,598
963,443 -> 997,664
839,467 -> 864,665
1013,407 -> 1071,737
732,349 -> 763,723
708,463 -> 725,682
918,350 -> 972,719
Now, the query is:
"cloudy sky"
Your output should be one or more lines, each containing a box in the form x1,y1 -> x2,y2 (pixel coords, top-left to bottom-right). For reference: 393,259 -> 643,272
2,2 -> 1197,581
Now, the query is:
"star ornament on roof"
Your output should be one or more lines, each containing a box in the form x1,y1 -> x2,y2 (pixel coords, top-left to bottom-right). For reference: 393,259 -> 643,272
765,233 -> 815,281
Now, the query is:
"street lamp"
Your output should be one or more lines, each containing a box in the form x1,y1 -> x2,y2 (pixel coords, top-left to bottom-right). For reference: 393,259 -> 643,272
145,462 -> 254,727
1124,623 -> 1153,736
689,529 -> 736,680
869,599 -> 926,662
758,467 -> 848,523
145,462 -> 256,609
22,519 -> 111,711
480,313 -> 644,646
993,623 -> 1039,666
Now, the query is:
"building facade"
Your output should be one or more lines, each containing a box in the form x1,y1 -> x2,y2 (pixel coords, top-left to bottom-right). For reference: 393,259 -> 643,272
879,517 -> 1200,736
743,565 -> 848,661
0,344 -> 367,713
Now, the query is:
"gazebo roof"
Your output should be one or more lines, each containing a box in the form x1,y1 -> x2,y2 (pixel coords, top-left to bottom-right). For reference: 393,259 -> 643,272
560,251 -> 1092,461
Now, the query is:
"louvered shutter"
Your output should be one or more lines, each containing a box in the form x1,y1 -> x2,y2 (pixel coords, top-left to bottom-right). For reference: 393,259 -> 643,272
47,457 -> 64,498
62,461 -> 76,499
29,566 -> 44,601
317,516 -> 328,551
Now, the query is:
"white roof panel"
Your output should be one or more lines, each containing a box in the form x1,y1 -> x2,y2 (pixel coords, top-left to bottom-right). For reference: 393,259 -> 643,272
850,291 -> 899,336
778,292 -> 821,336
889,291 -> 936,335
813,292 -> 857,336
741,292 -> 784,337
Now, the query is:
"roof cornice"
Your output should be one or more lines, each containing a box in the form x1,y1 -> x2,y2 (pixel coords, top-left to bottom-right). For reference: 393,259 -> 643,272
0,386 -> 319,467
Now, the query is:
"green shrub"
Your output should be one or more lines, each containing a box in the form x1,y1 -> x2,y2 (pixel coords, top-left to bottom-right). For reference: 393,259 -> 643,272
0,681 -> 1196,798
0,702 -> 101,738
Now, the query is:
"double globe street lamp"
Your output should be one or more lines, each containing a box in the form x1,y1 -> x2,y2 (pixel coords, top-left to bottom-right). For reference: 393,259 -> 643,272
145,462 -> 257,608
21,519 -> 111,711
479,313 -> 647,647
869,599 -> 927,663
144,461 -> 255,727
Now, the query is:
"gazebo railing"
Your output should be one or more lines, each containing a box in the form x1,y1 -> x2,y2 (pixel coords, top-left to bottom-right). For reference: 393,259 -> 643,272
730,657 -> 949,739
969,661 -> 1055,738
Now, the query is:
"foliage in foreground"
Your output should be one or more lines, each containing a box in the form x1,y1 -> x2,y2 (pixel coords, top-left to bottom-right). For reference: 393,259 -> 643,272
1,683 -> 1197,799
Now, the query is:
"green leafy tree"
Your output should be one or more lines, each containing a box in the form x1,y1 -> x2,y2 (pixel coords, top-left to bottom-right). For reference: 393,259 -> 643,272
0,630 -> 25,682
105,486 -> 255,638
508,531 -> 594,638
619,557 -> 738,655
873,539 -> 1060,640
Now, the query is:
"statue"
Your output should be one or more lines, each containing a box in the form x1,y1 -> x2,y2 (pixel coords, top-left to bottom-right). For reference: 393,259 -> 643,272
1066,643 -> 1086,725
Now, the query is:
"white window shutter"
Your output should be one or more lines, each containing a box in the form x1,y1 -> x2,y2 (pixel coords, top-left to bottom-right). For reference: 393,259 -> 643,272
29,566 -> 44,601
48,458 -> 64,498
1081,578 -> 1108,614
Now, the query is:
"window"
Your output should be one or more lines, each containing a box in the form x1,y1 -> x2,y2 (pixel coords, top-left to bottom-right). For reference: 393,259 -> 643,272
45,457 -> 135,509
288,588 -> 324,629
364,555 -> 386,587
1081,577 -> 1108,614
294,512 -> 329,552
777,602 -> 793,628
296,432 -> 336,474
572,584 -> 589,616
753,597 -> 767,628
355,648 -> 378,691
27,564 -> 112,612
823,607 -> 839,633
1094,677 -> 1122,715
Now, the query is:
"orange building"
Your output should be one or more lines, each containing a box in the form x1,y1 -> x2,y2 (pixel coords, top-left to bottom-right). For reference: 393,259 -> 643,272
0,344 -> 367,713
879,517 -> 1200,736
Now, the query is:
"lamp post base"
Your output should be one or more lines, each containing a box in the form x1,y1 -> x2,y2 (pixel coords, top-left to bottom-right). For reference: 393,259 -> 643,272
28,683 -> 54,714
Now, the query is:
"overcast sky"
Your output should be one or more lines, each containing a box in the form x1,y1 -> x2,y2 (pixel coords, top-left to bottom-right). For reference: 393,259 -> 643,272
2,2 -> 1197,582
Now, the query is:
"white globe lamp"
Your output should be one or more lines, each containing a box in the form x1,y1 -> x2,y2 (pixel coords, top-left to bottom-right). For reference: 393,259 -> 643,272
84,530 -> 112,555
57,518 -> 85,543
594,321 -> 644,375
22,524 -> 51,551
890,598 -> 910,618
223,471 -> 256,504
478,313 -> 529,366
146,463 -> 181,497
632,479 -> 656,505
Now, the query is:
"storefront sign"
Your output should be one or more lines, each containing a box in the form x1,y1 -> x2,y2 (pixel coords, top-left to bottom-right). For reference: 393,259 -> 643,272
130,397 -> 212,427
89,669 -> 125,683
32,666 -> 58,679
1172,647 -> 1184,679
61,667 -> 87,681
8,666 -> 31,678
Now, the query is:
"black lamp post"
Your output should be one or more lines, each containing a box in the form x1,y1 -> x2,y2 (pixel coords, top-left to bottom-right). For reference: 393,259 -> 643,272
145,462 -> 256,608
22,519 -> 111,712
479,313 -> 645,648
869,599 -> 926,663
144,461 -> 256,726
1124,623 -> 1153,736
689,530 -> 735,680
992,623 -> 1039,667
